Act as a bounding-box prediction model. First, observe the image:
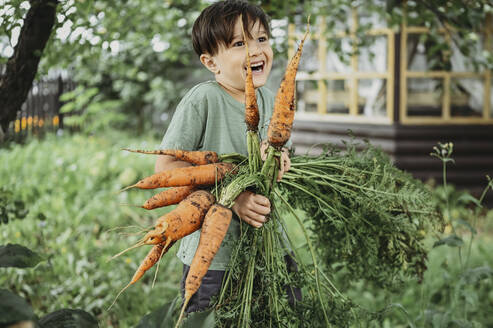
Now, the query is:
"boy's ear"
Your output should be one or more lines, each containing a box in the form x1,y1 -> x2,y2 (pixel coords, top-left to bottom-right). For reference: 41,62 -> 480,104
200,53 -> 220,74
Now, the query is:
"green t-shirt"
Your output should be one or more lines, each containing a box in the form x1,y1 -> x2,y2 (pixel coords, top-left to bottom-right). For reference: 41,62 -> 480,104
160,80 -> 275,270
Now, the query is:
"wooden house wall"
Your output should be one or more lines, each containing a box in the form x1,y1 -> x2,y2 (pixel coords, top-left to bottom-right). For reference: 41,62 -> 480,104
291,121 -> 493,206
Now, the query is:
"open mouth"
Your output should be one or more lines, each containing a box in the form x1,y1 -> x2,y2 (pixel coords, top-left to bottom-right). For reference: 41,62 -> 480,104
245,60 -> 265,73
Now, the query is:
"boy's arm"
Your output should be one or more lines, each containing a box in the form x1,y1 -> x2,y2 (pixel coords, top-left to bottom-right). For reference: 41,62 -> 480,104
155,155 -> 191,173
156,156 -> 270,228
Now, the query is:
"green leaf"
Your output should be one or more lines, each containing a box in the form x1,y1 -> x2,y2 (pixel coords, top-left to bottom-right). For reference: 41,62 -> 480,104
136,297 -> 179,328
433,235 -> 463,248
59,85 -> 85,102
457,193 -> 481,207
456,219 -> 477,235
60,101 -> 76,114
0,244 -> 44,268
0,289 -> 37,325
461,265 -> 493,285
182,309 -> 215,328
39,309 -> 98,328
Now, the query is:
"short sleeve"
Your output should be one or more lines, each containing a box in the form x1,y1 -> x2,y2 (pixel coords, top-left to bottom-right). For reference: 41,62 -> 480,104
160,99 -> 206,151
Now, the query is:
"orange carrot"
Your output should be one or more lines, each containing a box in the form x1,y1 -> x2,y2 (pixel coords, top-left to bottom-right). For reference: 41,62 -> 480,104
141,186 -> 196,210
122,148 -> 219,165
121,163 -> 235,191
267,24 -> 310,149
111,190 -> 215,260
176,204 -> 232,326
142,190 -> 216,246
241,19 -> 259,132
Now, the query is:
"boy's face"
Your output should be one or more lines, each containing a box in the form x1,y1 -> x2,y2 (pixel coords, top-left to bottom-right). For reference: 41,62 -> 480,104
202,18 -> 273,95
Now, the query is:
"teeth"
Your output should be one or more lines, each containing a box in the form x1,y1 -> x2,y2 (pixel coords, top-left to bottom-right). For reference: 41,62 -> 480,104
251,62 -> 263,68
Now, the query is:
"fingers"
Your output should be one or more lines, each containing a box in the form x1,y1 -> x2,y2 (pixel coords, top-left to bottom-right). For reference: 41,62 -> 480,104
244,210 -> 268,228
283,150 -> 291,172
252,194 -> 270,209
278,152 -> 285,180
233,192 -> 271,228
242,216 -> 262,228
260,140 -> 268,161
277,149 -> 291,181
236,208 -> 268,228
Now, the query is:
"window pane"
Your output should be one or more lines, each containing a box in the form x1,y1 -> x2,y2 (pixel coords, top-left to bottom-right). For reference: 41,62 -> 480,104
296,80 -> 350,114
407,78 -> 443,117
358,79 -> 387,117
298,39 -> 320,73
296,80 -> 319,113
451,78 -> 483,117
407,34 -> 450,72
358,35 -> 388,73
326,80 -> 350,114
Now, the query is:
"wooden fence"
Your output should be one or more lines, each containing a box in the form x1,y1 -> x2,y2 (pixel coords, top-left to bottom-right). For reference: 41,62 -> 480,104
5,76 -> 76,140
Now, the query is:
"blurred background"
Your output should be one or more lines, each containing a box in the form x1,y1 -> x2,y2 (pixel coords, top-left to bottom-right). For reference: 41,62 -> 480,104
1,0 -> 493,327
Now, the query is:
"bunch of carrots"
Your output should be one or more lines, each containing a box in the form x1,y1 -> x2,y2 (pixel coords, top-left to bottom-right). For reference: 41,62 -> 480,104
110,19 -> 309,326
109,150 -> 243,304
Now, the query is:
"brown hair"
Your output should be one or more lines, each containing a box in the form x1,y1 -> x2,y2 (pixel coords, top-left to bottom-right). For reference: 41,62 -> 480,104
192,0 -> 271,56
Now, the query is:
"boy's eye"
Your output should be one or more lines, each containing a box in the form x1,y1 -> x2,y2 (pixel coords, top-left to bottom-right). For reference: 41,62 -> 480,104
233,41 -> 245,47
258,36 -> 267,42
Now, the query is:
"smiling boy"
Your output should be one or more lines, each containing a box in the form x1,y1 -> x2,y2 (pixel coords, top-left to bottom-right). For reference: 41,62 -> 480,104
155,0 -> 293,314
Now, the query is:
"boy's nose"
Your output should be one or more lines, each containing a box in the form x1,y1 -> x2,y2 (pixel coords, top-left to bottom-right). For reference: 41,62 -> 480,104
248,40 -> 262,56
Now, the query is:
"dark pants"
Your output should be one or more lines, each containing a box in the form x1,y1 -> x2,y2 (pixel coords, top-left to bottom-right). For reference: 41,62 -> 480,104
180,253 -> 302,314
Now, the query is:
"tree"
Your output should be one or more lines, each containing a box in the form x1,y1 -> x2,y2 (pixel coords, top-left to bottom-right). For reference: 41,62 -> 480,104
0,0 -> 58,139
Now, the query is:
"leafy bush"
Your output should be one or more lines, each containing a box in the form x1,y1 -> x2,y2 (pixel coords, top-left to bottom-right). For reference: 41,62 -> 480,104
0,132 -> 183,327
0,187 -> 28,224
328,142 -> 493,327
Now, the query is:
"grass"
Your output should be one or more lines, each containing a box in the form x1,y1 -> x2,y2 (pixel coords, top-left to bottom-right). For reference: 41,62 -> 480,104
0,132 -> 183,327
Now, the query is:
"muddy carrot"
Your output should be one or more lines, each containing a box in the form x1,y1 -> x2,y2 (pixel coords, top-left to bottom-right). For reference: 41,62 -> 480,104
120,163 -> 235,192
122,149 -> 219,165
241,20 -> 259,132
141,186 -> 196,210
267,24 -> 310,149
111,190 -> 215,260
176,204 -> 233,327
142,190 -> 215,246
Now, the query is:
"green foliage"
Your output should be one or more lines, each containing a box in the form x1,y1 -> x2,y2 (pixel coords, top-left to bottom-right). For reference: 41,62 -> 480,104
0,288 -> 37,325
0,287 -> 99,327
59,85 -> 125,133
279,141 -> 443,288
182,309 -> 215,328
41,0 -> 205,134
0,186 -> 28,223
0,132 -> 182,327
336,143 -> 493,327
0,244 -> 44,268
405,0 -> 493,70
135,297 -> 215,328
136,298 -> 179,328
38,309 -> 98,328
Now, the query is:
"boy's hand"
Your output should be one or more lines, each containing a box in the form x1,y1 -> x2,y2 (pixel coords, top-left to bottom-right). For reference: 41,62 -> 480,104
232,191 -> 270,228
260,140 -> 291,182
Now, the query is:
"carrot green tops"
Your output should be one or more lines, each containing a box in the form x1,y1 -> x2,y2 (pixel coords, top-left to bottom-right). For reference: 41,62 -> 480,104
160,80 -> 275,270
